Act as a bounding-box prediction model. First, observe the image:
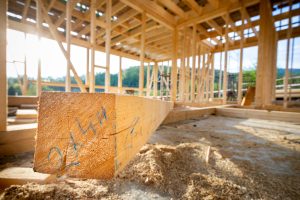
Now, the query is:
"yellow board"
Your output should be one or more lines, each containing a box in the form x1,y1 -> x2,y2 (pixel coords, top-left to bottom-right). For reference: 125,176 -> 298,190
34,92 -> 173,179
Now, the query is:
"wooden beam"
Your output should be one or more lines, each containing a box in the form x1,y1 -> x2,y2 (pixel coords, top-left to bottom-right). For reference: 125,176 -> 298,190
146,63 -> 151,96
120,0 -> 175,30
210,53 -> 215,99
216,107 -> 300,123
255,0 -> 277,107
179,29 -> 186,101
284,0 -> 293,108
171,27 -> 178,101
183,0 -> 203,16
139,12 -> 146,96
105,0 -> 112,92
153,62 -> 158,96
34,92 -> 173,178
223,13 -> 229,103
178,0 -> 259,28
21,0 -> 31,23
191,24 -> 196,102
208,0 -> 219,9
65,0 -> 72,92
0,0 -> 7,131
36,0 -> 42,96
157,0 -> 187,19
90,0 -> 96,93
237,5 -> 245,104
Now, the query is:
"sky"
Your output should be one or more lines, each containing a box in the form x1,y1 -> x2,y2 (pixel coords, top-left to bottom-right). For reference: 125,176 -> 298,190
6,29 -> 300,79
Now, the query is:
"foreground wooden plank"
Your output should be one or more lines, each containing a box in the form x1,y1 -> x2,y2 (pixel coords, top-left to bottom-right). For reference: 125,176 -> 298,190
34,92 -> 173,179
216,107 -> 300,123
16,109 -> 37,119
0,167 -> 54,188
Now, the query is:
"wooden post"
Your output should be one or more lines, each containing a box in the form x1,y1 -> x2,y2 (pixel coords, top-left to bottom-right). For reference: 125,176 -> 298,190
196,43 -> 201,102
23,33 -> 28,95
105,0 -> 112,92
283,0 -> 292,108
238,8 -> 245,104
179,28 -> 186,101
171,27 -> 178,101
0,0 -> 7,131
86,48 -> 89,86
153,62 -> 158,97
218,51 -> 222,98
90,0 -> 95,92
191,24 -> 196,102
65,0 -> 72,92
36,0 -> 42,96
210,53 -> 215,99
118,56 -> 122,93
186,37 -> 191,101
146,63 -> 150,97
223,13 -> 229,104
139,12 -> 146,96
255,0 -> 277,107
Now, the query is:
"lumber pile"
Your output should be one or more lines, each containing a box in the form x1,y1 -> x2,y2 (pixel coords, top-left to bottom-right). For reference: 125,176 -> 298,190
16,109 -> 37,119
34,92 -> 173,179
0,167 -> 54,188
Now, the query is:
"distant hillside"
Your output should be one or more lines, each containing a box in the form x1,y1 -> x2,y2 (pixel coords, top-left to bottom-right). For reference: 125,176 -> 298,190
7,67 -> 300,95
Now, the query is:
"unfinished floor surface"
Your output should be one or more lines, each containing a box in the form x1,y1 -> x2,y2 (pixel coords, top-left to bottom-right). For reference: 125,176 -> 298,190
1,115 -> 300,199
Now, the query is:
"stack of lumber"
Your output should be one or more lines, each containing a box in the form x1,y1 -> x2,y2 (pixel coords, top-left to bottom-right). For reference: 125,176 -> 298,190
16,109 -> 37,119
0,167 -> 54,188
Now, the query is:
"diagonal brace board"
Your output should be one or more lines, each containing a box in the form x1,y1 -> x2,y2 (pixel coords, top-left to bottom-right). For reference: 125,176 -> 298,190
34,92 -> 173,179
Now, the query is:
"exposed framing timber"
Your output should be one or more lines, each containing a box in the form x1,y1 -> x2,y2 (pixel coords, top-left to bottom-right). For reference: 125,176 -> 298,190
0,0 -> 7,131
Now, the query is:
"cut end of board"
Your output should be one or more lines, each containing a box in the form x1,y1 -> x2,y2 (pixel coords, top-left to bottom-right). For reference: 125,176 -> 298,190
34,92 -> 173,179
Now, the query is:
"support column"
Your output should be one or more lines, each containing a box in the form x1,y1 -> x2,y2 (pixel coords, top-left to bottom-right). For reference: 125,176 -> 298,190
196,43 -> 201,102
146,62 -> 150,96
36,0 -> 42,96
283,0 -> 292,108
139,12 -> 146,96
0,0 -> 7,131
218,51 -> 222,98
179,28 -> 186,101
118,56 -> 122,93
65,0 -> 72,92
238,8 -> 245,104
191,24 -> 196,102
210,53 -> 215,99
153,62 -> 158,97
223,13 -> 229,104
105,0 -> 112,92
23,34 -> 28,95
86,48 -> 89,86
171,27 -> 178,101
90,0 -> 96,92
255,0 -> 277,107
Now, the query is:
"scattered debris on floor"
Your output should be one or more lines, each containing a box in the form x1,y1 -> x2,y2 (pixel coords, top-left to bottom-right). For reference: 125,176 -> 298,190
1,116 -> 300,199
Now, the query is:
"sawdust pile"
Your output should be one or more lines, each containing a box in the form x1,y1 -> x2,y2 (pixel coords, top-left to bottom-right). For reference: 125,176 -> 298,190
119,143 -> 254,199
1,142 -> 300,199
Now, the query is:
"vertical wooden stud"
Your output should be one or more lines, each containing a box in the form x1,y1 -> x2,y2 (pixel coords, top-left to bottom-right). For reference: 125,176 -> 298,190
0,0 -> 7,131
66,0 -> 72,92
105,0 -> 112,92
139,12 -> 146,96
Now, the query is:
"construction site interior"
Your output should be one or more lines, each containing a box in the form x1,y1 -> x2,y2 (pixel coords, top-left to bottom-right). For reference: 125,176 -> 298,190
0,0 -> 300,199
